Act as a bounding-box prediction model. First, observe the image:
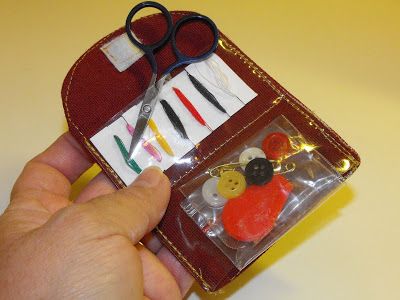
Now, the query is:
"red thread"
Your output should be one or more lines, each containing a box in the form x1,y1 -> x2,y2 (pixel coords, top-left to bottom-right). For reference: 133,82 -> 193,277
172,87 -> 208,128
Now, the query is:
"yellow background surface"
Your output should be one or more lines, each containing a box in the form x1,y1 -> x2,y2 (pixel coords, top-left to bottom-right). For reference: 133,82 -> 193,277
0,1 -> 399,299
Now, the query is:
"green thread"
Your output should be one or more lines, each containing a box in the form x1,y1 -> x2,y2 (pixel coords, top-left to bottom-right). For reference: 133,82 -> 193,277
113,135 -> 142,174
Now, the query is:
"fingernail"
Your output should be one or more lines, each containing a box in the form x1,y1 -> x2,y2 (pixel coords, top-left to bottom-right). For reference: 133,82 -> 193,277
131,166 -> 163,188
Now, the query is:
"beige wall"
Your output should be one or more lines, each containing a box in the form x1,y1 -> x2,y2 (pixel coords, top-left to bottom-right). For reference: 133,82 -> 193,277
0,1 -> 398,299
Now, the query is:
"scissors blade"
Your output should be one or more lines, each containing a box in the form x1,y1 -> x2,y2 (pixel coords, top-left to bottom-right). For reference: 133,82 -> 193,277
127,114 -> 149,159
127,75 -> 167,160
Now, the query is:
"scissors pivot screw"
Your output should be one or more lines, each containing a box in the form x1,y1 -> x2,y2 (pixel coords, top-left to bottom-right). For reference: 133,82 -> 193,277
143,104 -> 152,114
125,1 -> 219,160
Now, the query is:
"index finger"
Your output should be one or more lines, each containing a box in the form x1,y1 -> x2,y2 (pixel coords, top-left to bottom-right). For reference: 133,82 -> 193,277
11,132 -> 93,200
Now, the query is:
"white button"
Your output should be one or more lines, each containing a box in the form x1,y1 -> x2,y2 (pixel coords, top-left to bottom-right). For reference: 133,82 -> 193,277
239,147 -> 266,170
202,177 -> 227,207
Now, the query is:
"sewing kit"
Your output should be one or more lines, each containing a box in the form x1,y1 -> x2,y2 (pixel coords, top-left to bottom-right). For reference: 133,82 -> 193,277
62,1 -> 360,292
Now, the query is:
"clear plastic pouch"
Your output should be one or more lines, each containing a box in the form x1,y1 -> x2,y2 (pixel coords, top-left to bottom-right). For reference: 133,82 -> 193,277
179,115 -> 343,269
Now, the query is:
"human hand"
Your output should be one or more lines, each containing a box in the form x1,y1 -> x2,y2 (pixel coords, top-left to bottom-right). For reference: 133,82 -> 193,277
0,133 -> 193,299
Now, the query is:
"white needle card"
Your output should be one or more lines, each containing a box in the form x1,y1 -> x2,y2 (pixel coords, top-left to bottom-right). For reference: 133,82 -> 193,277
90,54 -> 258,185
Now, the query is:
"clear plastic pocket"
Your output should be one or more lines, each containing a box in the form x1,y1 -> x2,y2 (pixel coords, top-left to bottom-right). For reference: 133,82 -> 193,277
180,115 -> 342,269
89,54 -> 258,186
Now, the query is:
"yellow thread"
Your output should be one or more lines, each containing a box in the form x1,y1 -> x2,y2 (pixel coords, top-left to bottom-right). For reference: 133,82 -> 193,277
148,119 -> 174,156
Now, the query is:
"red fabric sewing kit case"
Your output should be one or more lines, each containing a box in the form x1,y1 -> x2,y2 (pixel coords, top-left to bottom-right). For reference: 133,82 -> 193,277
62,11 -> 360,291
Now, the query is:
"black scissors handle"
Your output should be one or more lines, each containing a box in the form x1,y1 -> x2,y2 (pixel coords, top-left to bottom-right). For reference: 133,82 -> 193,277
164,14 -> 219,75
125,1 -> 173,73
125,1 -> 219,75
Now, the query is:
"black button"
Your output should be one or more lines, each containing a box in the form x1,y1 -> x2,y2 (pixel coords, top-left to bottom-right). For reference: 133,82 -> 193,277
245,158 -> 273,186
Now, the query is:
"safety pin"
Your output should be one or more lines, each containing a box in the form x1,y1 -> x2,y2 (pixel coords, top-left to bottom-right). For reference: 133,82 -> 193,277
208,162 -> 244,178
208,160 -> 296,178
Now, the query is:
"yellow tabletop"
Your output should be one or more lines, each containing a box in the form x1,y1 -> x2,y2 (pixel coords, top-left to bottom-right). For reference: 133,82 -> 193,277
0,1 -> 399,299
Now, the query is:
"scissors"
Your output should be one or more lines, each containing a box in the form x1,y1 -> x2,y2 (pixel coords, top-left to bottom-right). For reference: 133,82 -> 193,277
125,1 -> 219,160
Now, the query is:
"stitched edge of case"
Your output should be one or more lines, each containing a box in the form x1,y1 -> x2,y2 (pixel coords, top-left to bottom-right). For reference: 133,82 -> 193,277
63,12 -> 360,292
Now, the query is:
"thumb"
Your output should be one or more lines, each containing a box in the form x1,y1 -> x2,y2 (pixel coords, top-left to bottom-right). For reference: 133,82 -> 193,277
62,167 -> 170,244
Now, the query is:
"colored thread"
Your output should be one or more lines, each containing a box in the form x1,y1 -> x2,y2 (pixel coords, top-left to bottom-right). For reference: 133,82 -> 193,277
113,135 -> 142,174
121,116 -> 162,162
160,99 -> 189,140
148,119 -> 174,156
185,70 -> 227,114
195,58 -> 245,104
172,87 -> 212,131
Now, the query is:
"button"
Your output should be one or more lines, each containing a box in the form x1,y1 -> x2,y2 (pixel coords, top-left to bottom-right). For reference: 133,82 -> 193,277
262,132 -> 291,160
245,157 -> 273,186
239,147 -> 266,170
202,177 -> 227,207
217,171 -> 246,199
222,175 -> 293,242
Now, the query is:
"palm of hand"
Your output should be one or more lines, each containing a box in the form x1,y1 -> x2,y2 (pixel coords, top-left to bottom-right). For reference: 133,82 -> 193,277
0,133 -> 192,299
